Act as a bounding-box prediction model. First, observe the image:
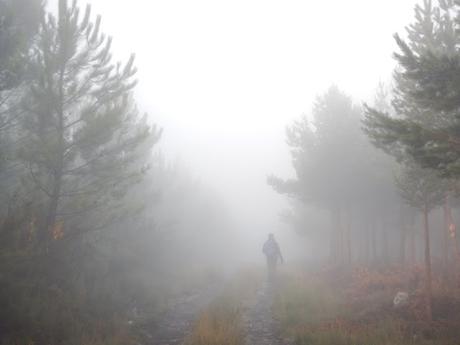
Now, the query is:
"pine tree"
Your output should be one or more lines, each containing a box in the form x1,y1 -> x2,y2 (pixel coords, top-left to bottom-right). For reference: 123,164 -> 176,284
364,1 -> 460,320
364,0 -> 460,177
269,86 -> 386,263
18,0 -> 161,246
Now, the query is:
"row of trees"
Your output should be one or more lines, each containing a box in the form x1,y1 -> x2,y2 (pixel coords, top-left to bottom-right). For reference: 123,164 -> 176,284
270,0 -> 460,321
0,0 -> 164,343
0,0 -> 161,250
1,2 -> 240,343
0,0 -> 162,253
269,85 -> 399,266
365,0 -> 460,321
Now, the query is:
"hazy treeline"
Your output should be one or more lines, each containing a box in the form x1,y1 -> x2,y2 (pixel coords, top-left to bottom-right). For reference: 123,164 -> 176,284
269,85 -> 401,265
270,0 -> 460,321
269,85 -> 448,267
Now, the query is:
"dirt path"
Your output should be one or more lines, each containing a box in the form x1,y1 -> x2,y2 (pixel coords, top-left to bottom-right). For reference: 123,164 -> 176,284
137,282 -> 223,345
135,276 -> 289,345
244,281 -> 290,345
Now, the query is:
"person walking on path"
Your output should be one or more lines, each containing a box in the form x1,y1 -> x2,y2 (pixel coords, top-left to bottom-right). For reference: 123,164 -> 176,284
262,233 -> 284,281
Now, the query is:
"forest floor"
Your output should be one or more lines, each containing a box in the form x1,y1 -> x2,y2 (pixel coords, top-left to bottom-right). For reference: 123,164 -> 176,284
131,264 -> 460,345
273,264 -> 460,345
133,267 -> 288,345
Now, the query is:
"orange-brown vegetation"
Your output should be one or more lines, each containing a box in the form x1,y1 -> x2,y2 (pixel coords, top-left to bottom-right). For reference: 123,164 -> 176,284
274,264 -> 460,345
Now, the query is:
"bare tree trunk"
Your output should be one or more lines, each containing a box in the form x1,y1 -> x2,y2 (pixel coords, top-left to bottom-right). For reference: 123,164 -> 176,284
454,232 -> 460,262
346,209 -> 352,265
400,223 -> 407,266
338,208 -> 343,263
449,224 -> 460,286
382,221 -> 389,263
443,194 -> 450,270
443,194 -> 460,287
423,205 -> 433,321
330,209 -> 340,264
372,220 -> 377,263
409,213 -> 416,265
365,220 -> 370,265
330,210 -> 337,263
42,172 -> 63,245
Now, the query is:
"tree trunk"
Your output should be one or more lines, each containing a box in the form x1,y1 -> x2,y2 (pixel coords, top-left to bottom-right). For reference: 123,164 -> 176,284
372,221 -> 377,263
329,226 -> 335,263
330,212 -> 336,263
365,220 -> 370,265
382,221 -> 389,263
423,205 -> 433,321
336,208 -> 343,263
346,209 -> 352,265
40,51 -> 66,248
41,173 -> 63,245
445,196 -> 460,286
400,222 -> 406,266
443,194 -> 450,270
330,209 -> 339,263
409,213 -> 416,265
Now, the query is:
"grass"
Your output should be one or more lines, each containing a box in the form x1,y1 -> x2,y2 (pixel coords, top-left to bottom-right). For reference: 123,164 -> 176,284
273,270 -> 345,328
185,267 -> 262,345
0,249 -> 204,345
273,265 -> 460,345
185,294 -> 244,345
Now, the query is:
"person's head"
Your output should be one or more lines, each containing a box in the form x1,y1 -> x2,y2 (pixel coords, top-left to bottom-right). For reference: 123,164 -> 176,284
268,233 -> 274,240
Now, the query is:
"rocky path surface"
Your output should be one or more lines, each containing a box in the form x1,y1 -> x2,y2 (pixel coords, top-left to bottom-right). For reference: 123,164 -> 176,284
135,278 -> 290,345
244,281 -> 291,345
137,282 -> 223,345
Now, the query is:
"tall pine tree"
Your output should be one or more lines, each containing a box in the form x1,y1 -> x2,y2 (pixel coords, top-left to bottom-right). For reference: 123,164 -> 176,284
364,0 -> 460,177
364,0 -> 459,320
18,0 -> 161,246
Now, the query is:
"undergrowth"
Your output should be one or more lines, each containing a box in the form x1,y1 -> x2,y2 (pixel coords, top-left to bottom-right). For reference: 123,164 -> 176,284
185,267 -> 262,345
273,265 -> 460,345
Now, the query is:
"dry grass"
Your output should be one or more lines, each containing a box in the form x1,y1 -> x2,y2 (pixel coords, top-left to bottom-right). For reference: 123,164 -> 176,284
185,267 -> 263,345
186,296 -> 244,345
273,265 -> 460,345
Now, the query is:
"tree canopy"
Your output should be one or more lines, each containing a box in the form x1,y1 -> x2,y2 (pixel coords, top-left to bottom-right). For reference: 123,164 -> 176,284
364,0 -> 460,178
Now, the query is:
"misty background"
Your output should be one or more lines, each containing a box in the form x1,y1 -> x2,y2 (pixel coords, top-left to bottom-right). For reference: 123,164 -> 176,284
47,0 -> 419,260
5,0 -> 460,344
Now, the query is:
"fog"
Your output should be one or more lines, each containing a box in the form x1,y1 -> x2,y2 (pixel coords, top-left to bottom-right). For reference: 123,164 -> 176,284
6,0 -> 460,343
48,0 -> 418,260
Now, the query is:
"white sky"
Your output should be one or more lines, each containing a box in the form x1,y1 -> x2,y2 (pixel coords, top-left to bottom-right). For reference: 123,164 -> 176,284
50,0 -> 420,248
